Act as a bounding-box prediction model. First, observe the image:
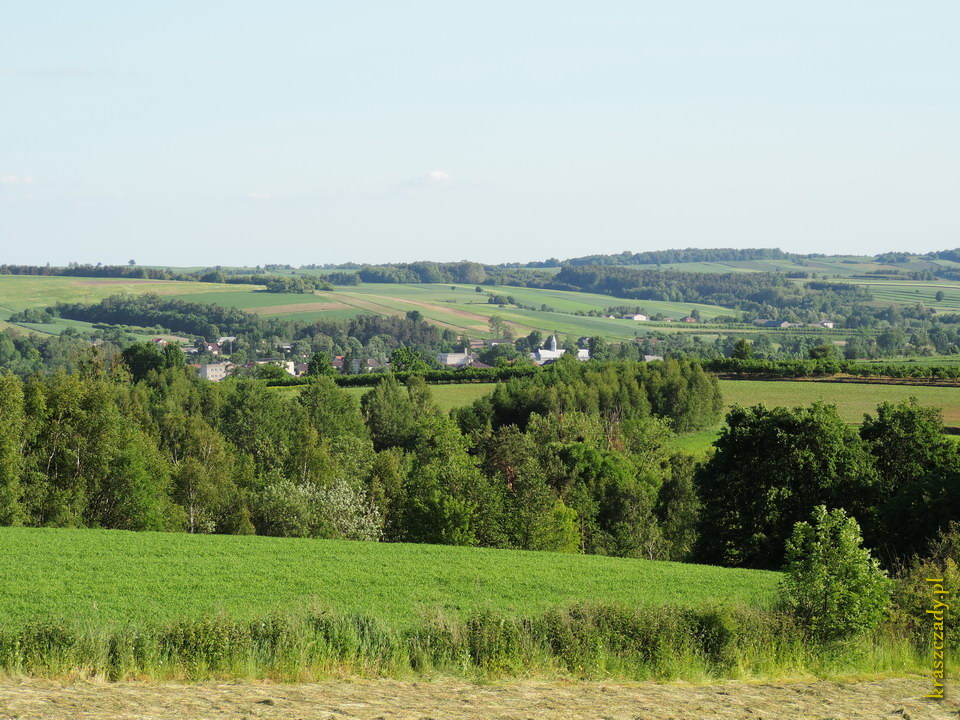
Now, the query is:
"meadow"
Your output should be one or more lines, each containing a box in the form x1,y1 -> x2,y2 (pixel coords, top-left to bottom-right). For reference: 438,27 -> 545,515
0,275 -> 227,316
306,377 -> 960,430
676,379 -> 960,454
0,527 -> 777,629
0,527 -> 929,682
279,377 -> 960,456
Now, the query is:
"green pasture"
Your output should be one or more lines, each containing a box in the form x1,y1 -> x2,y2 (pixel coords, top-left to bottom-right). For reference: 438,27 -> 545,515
719,379 -> 960,426
278,377 -> 960,458
168,289 -> 324,309
0,275 -> 229,317
840,280 -> 960,311
0,527 -> 779,630
284,376 -> 960,427
672,379 -> 960,456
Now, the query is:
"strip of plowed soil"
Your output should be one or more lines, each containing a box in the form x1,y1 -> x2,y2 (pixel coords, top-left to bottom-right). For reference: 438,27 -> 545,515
0,676 -> 953,720
331,294 -> 480,334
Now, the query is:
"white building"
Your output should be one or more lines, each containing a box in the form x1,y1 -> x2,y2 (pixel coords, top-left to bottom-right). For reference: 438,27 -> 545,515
622,314 -> 649,321
531,335 -> 591,364
198,362 -> 233,382
437,352 -> 473,367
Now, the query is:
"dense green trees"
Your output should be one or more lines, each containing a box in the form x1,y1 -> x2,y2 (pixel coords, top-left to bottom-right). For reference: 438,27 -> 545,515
0,373 -> 25,524
695,403 -> 877,569
2,349 -> 956,572
695,398 -> 960,570
860,400 -> 960,559
0,358 -> 714,561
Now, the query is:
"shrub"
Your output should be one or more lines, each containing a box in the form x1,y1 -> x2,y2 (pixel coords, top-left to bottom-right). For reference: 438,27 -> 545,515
779,506 -> 891,643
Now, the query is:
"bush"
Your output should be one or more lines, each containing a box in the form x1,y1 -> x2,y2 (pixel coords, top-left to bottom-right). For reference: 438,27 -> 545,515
779,506 -> 891,643
891,523 -> 960,652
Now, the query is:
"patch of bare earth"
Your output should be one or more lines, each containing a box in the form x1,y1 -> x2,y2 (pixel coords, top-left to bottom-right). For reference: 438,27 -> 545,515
0,677 -> 954,720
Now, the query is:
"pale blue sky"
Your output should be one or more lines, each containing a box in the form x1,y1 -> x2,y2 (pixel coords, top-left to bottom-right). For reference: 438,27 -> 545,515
1,2 -> 958,266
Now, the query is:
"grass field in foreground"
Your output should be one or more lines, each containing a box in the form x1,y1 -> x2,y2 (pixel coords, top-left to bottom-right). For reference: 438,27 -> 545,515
0,527 -> 778,630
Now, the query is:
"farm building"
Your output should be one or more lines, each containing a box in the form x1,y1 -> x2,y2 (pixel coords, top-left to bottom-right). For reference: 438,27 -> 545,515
622,313 -> 649,321
197,362 -> 233,382
437,352 -> 474,368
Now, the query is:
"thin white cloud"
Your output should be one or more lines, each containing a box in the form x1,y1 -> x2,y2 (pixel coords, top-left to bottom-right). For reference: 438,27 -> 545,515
403,170 -> 454,187
0,175 -> 39,186
245,192 -> 272,200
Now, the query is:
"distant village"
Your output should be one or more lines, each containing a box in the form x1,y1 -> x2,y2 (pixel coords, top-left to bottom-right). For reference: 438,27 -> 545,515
156,312 -> 833,382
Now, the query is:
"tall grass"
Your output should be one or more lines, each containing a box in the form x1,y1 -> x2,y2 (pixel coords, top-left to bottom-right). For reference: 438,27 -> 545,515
0,604 -> 935,682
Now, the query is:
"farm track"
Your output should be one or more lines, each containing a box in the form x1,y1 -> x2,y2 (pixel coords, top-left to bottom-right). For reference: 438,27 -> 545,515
0,676 -> 951,720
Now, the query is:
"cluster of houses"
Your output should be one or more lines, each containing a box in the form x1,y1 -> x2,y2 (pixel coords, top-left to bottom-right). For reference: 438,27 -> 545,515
437,335 -> 589,368
191,356 -> 395,382
613,313 -> 698,323
752,320 -> 835,329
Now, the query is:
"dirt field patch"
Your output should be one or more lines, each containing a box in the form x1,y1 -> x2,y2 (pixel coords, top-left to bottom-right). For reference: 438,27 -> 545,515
333,294 -> 482,334
247,302 -> 348,315
0,676 -> 952,720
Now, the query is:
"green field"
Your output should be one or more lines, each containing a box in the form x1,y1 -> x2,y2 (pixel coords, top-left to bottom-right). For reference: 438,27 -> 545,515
837,279 -> 960,312
281,377 -> 960,427
277,378 -> 960,458
170,282 -> 733,339
0,275 -> 230,317
338,377 -> 960,425
668,379 -> 960,455
719,379 -> 960,426
0,527 -> 777,629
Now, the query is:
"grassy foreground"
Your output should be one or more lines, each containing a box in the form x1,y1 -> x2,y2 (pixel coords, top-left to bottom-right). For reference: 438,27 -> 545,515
0,528 -> 933,681
0,528 -> 776,627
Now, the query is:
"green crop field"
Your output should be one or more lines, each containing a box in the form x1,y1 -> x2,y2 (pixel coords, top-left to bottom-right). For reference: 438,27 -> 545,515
668,379 -> 960,455
0,527 -> 778,630
720,379 -> 960,425
0,275 -> 229,318
278,378 -> 960,459
281,377 -> 960,429
167,282 -> 735,339
836,279 -> 960,311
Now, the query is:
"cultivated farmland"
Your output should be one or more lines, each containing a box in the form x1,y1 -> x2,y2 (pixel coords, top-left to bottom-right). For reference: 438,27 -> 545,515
0,527 -> 777,629
319,378 -> 960,429
170,283 -> 732,339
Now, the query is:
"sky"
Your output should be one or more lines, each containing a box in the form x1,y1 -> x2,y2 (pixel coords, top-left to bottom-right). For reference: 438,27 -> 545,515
1,2 -> 958,267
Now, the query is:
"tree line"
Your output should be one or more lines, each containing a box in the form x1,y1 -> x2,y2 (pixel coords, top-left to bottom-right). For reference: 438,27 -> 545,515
0,353 -> 955,572
0,357 -> 718,560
